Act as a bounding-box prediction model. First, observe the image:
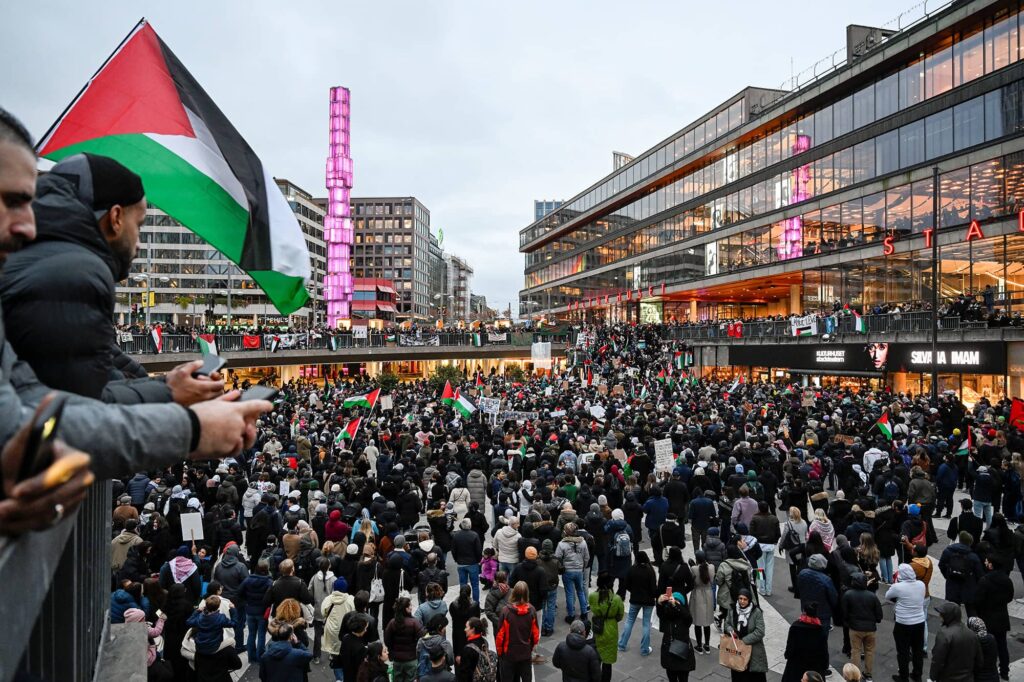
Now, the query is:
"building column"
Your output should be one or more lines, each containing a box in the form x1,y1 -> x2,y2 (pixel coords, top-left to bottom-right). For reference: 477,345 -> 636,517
789,285 -> 802,315
689,300 -> 698,322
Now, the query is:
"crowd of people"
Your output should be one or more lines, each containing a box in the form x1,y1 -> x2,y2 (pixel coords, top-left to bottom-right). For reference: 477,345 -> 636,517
0,106 -> 1022,682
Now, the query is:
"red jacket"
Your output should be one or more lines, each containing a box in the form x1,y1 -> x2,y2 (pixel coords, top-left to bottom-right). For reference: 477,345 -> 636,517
495,603 -> 538,662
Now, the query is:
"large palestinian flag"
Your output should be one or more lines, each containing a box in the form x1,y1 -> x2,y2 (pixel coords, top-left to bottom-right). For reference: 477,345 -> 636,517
37,20 -> 311,314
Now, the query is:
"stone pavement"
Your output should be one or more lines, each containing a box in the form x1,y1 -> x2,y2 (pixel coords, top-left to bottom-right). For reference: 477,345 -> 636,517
237,489 -> 1024,682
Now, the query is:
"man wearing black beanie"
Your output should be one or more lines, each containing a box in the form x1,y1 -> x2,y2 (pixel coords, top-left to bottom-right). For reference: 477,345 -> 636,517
0,152 -> 222,406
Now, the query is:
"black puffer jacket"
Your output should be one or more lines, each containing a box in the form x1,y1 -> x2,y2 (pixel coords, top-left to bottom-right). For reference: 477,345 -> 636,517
0,173 -> 170,403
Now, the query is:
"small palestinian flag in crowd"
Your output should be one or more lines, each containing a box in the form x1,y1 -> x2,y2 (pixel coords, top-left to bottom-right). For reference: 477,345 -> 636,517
192,332 -> 217,355
343,389 -> 380,410
956,425 -> 973,455
329,335 -> 339,351
441,381 -> 456,405
656,368 -> 667,384
37,20 -> 311,315
334,417 -> 361,443
875,411 -> 893,440
638,384 -> 649,401
673,351 -> 684,370
270,335 -> 281,353
853,309 -> 867,333
472,333 -> 483,347
150,324 -> 163,354
453,390 -> 477,418
476,374 -> 485,387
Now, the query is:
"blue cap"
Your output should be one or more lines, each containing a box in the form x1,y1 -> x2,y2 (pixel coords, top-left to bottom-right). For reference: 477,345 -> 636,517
333,576 -> 348,592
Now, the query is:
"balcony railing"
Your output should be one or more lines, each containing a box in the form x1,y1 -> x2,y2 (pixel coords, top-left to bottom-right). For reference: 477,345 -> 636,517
662,311 -> 995,341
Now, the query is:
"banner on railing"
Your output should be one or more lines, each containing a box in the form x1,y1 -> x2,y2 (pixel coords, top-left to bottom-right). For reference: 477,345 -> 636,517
532,341 -> 552,370
117,331 -> 133,343
487,332 -> 508,343
243,334 -> 262,349
398,334 -> 440,347
791,314 -> 818,337
264,333 -> 301,349
353,326 -> 368,339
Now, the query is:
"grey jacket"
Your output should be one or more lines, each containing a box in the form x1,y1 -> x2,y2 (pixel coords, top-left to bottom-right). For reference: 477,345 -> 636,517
554,535 -> 590,571
0,316 -> 193,481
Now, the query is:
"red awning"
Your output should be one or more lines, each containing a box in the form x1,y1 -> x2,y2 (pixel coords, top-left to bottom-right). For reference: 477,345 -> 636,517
377,302 -> 397,313
377,284 -> 397,295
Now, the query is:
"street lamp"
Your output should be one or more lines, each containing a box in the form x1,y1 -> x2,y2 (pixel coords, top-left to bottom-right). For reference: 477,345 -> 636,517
133,273 -> 170,327
433,293 -> 454,326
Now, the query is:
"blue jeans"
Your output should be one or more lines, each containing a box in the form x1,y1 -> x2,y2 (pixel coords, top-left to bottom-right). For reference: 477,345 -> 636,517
756,544 -> 775,595
562,571 -> 589,618
879,555 -> 894,583
499,561 -> 516,576
543,587 -> 558,633
973,501 -> 993,528
231,607 -> 245,650
458,563 -> 481,602
617,603 -> 653,653
245,614 -> 267,663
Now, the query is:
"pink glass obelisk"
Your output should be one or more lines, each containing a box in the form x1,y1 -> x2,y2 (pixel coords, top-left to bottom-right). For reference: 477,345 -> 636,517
325,86 -> 354,327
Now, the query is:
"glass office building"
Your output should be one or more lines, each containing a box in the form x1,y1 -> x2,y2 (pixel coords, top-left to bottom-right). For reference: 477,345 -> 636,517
520,0 -> 1024,326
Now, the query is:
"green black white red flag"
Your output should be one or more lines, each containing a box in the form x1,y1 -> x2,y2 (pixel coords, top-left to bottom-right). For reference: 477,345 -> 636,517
36,20 -> 311,314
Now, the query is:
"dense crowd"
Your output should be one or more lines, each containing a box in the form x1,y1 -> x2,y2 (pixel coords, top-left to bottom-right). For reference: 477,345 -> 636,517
100,320 -> 1024,682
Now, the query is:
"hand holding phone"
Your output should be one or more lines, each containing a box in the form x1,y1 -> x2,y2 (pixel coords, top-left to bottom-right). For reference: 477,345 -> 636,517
240,385 -> 279,402
192,354 -> 227,379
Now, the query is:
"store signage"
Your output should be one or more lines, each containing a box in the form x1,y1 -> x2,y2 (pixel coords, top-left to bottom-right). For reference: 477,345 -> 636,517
882,213 -> 1024,255
729,341 -> 1006,375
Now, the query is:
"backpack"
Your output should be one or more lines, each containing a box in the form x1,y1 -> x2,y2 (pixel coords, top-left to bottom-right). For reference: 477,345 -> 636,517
727,561 -> 753,601
946,550 -> 971,580
741,540 -> 762,563
746,480 -> 764,500
612,530 -> 632,558
910,522 -> 927,548
466,642 -> 497,682
294,546 -> 318,582
883,479 -> 900,503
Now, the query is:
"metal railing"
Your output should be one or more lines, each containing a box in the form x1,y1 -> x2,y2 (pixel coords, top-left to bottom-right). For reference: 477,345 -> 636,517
0,480 -> 112,682
662,311 -> 995,341
119,331 -> 575,354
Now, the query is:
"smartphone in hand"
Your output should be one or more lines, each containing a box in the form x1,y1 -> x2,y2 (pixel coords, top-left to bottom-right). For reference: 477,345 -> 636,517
240,385 -> 279,402
18,394 -> 68,483
192,354 -> 227,378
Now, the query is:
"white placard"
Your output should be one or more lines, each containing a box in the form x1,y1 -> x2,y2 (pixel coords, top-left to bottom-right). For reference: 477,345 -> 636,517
654,438 -> 674,473
549,410 -> 566,418
279,480 -> 290,497
352,325 -> 368,339
589,405 -> 606,420
380,395 -> 394,411
532,341 -> 552,370
479,397 -> 501,415
180,512 -> 204,542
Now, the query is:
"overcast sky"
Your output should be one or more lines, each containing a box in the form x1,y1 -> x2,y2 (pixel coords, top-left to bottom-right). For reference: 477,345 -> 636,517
3,0 -> 910,315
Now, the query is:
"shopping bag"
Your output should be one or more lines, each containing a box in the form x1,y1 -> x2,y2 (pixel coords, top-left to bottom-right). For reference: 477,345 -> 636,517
719,633 -> 752,672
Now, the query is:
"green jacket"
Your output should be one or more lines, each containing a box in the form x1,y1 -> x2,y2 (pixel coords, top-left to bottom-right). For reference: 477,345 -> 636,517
723,605 -> 768,673
588,591 -> 624,664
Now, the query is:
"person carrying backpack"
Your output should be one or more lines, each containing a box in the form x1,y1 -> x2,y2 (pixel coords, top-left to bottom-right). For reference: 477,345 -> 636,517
457,617 -> 497,682
603,510 -> 633,599
715,546 -> 755,624
938,531 -> 984,614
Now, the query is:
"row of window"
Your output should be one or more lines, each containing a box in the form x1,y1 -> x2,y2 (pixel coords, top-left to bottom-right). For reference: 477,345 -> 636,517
524,77 -> 1024,289
522,5 -> 1024,248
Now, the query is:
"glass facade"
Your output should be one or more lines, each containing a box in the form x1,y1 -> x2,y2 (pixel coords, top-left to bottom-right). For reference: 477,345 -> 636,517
523,4 -> 1024,300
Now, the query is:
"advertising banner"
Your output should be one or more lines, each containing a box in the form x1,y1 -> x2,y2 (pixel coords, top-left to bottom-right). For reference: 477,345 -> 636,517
728,341 -> 1006,375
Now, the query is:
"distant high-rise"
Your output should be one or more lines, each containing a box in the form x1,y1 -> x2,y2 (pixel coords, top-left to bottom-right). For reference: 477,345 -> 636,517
534,200 -> 563,222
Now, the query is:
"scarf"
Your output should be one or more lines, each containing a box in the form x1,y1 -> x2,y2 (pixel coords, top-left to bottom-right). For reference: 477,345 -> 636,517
798,614 -> 821,626
170,556 -> 197,583
735,601 -> 754,629
967,616 -> 988,637
813,519 -> 836,551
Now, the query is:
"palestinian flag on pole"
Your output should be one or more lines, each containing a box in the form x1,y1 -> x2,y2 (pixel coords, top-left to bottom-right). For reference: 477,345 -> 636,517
673,351 -> 684,370
192,332 -> 217,355
638,384 -> 649,401
440,381 -> 456,405
343,389 -> 380,410
270,335 -> 281,353
476,374 -> 485,387
334,417 -> 361,443
453,390 -> 477,418
955,426 -> 972,455
150,324 -> 163,353
853,310 -> 867,333
656,368 -> 667,384
36,20 -> 311,314
329,335 -> 339,351
874,412 -> 893,440
471,333 -> 483,347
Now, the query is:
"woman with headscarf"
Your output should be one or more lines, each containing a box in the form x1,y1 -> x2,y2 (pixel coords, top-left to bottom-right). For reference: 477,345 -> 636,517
159,544 -> 203,605
656,590 -> 696,682
722,588 -> 768,682
448,476 -> 472,519
603,508 -> 633,598
967,616 -> 1000,682
808,508 -> 836,553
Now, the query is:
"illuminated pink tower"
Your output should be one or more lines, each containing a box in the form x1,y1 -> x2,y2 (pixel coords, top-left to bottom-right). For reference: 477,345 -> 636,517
325,86 -> 354,326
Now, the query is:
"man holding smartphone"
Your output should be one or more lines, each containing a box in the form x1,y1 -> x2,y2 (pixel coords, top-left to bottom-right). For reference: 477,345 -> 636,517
0,108 -> 272,534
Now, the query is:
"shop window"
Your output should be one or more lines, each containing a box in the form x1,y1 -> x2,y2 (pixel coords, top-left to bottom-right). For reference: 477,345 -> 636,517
911,177 -> 934,234
841,200 -> 864,246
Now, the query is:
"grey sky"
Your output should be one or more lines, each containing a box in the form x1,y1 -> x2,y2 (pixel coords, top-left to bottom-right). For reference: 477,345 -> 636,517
3,0 -> 909,315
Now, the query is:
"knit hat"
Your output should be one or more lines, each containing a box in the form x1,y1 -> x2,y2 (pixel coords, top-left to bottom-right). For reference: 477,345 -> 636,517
611,509 -> 624,521
347,544 -> 359,556
672,592 -> 686,605
49,153 -> 145,214
542,539 -> 554,552
525,546 -> 538,560
808,554 -> 828,570
333,576 -> 348,592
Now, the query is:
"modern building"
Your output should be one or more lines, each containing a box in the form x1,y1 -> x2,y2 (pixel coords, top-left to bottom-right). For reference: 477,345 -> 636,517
534,200 -> 564,222
470,293 -> 495,320
350,196 -> 432,321
444,253 -> 474,321
519,0 -> 1024,400
352,277 -> 398,323
116,178 -> 325,327
429,232 -> 446,315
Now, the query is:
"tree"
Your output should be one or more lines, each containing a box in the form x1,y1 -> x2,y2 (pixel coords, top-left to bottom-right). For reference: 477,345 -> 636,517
174,294 -> 195,311
429,364 -> 463,392
377,370 -> 400,394
506,364 -> 525,383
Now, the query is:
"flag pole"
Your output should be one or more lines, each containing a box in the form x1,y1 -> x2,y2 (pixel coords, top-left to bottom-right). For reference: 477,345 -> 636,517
930,164 -> 940,406
37,18 -> 147,152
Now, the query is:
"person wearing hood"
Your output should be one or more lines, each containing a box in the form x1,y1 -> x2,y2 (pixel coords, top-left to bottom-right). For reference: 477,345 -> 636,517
325,508 -> 350,544
416,615 -> 455,679
111,518 -> 143,573
484,570 -> 512,632
938,531 -> 984,615
238,560 -> 274,664
320,575 -> 356,676
840,572 -> 882,682
260,621 -> 313,682
213,542 -> 249,650
552,619 -> 601,682
885,564 -> 926,682
110,580 -> 150,624
929,602 -> 983,682
495,580 -> 542,678
555,523 -> 591,623
796,554 -> 838,630
494,516 -> 523,574
688,490 -> 718,551
510,546 -> 549,614
973,555 -> 1014,680
603,508 -> 633,597
967,617 -> 1000,682
123,607 -> 167,672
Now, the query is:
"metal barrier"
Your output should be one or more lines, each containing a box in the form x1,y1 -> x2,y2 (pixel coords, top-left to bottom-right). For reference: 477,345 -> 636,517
119,330 -> 572,354
0,480 -> 112,682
